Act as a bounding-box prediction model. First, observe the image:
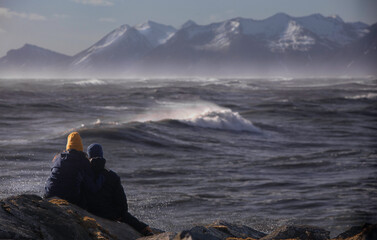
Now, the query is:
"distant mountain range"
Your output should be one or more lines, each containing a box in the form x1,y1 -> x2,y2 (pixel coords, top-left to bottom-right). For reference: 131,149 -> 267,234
0,13 -> 376,77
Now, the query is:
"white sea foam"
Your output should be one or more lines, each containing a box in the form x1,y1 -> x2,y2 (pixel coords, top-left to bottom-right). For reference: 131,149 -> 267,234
133,102 -> 260,132
269,77 -> 294,81
95,106 -> 129,111
92,118 -> 119,126
345,93 -> 377,100
180,109 -> 260,132
0,139 -> 30,145
75,79 -> 107,86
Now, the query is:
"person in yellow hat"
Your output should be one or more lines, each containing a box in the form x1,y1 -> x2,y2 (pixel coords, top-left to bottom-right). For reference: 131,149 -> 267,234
44,132 -> 102,208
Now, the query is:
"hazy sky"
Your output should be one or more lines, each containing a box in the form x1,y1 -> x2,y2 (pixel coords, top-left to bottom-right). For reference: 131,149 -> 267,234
0,0 -> 376,57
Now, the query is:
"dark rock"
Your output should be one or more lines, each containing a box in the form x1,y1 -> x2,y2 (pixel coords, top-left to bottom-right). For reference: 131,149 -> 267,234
1,194 -> 376,240
174,226 -> 221,240
208,220 -> 267,239
137,232 -> 176,240
333,223 -> 377,240
168,220 -> 266,240
0,194 -> 142,240
260,225 -> 330,240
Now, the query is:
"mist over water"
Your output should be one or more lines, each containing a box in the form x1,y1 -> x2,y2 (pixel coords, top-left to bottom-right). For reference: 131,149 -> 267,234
0,77 -> 376,235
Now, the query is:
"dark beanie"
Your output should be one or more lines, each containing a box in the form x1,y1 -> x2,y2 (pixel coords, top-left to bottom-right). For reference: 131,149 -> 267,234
87,143 -> 103,159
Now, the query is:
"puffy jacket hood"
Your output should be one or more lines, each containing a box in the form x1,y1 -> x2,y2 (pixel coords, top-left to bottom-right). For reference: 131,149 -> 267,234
90,157 -> 106,175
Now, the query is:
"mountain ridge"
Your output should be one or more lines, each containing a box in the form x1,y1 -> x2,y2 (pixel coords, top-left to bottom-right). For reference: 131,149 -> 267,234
0,13 -> 375,77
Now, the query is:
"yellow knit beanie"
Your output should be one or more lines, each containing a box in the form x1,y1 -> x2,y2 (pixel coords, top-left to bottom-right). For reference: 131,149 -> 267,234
66,132 -> 83,152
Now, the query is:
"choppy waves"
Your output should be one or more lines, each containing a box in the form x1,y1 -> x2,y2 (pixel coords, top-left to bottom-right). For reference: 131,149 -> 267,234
67,102 -> 259,150
1,77 -> 376,234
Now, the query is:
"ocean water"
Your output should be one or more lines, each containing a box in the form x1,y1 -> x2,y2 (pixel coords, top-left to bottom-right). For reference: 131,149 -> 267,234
0,77 -> 376,235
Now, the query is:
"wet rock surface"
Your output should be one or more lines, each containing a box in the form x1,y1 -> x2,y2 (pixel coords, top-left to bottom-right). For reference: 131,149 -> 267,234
333,223 -> 377,240
0,194 -> 141,240
259,225 -> 330,240
0,195 -> 376,240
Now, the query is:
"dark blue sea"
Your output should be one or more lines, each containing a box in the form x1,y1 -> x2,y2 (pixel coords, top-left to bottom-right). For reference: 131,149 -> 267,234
0,77 -> 376,236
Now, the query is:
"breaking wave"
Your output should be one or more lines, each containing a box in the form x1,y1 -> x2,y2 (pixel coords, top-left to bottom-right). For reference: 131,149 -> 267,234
75,78 -> 107,86
179,109 -> 260,132
132,102 -> 260,133
95,106 -> 129,111
345,93 -> 377,100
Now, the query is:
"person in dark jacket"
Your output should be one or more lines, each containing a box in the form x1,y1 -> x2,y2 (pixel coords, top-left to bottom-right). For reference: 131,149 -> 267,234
44,132 -> 102,208
86,143 -> 153,236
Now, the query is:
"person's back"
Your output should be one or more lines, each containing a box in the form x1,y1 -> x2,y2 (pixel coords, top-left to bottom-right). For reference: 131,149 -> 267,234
86,143 -> 153,236
44,132 -> 101,208
87,157 -> 125,220
45,150 -> 88,204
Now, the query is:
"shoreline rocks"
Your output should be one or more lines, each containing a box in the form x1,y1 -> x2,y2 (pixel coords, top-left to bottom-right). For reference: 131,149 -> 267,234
0,194 -> 375,240
0,194 -> 141,240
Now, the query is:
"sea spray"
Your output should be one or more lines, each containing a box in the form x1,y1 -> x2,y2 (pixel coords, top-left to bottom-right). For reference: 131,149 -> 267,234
180,109 -> 259,132
75,78 -> 107,86
345,93 -> 377,100
131,101 -> 260,132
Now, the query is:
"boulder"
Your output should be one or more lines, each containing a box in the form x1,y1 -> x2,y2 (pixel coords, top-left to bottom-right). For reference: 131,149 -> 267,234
333,223 -> 377,240
260,225 -> 330,240
0,194 -> 142,240
208,220 -> 267,239
138,232 -> 176,240
155,220 -> 266,240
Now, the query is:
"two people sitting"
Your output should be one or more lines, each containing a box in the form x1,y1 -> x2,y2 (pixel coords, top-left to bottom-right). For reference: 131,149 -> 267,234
44,132 -> 153,236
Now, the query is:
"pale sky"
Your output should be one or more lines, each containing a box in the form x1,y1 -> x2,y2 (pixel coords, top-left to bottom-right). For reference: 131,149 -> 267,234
0,0 -> 376,57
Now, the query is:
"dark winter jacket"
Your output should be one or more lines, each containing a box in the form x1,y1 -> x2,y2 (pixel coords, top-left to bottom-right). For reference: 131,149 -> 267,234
44,150 -> 102,208
87,157 -> 148,232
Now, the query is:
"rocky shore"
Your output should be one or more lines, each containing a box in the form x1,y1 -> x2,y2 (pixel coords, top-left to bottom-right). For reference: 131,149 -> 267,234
0,195 -> 375,240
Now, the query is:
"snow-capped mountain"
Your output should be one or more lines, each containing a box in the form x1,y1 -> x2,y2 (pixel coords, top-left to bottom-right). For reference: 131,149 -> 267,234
234,13 -> 368,46
158,13 -> 368,53
70,25 -> 152,73
268,21 -> 316,52
0,13 -> 375,77
134,20 -> 176,47
138,13 -> 370,75
0,44 -> 70,76
70,21 -> 176,74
